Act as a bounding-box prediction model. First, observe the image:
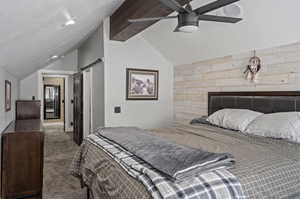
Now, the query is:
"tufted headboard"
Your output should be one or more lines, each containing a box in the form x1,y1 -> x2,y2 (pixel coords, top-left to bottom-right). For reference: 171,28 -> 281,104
208,91 -> 300,115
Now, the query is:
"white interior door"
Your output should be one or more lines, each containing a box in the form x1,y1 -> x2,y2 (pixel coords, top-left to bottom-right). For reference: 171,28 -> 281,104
83,70 -> 92,138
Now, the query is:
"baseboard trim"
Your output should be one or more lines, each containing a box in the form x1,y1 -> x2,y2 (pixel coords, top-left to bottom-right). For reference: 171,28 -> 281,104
43,122 -> 64,126
65,127 -> 73,132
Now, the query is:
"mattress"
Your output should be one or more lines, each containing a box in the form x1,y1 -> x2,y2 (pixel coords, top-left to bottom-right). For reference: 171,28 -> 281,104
71,123 -> 300,199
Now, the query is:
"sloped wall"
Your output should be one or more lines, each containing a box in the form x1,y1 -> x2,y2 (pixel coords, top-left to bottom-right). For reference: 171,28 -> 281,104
46,50 -> 78,71
174,42 -> 300,122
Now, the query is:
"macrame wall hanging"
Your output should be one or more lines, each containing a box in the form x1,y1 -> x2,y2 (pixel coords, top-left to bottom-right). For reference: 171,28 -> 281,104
244,50 -> 261,83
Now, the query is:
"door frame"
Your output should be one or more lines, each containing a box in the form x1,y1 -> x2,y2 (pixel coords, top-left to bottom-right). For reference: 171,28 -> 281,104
83,69 -> 92,138
38,70 -> 76,131
43,84 -> 61,120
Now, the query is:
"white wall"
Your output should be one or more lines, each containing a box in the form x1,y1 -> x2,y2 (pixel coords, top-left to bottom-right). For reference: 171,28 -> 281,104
46,50 -> 78,71
0,67 -> 19,132
78,26 -> 104,69
78,25 -> 105,132
91,64 -> 105,129
103,18 -> 174,128
20,71 -> 38,100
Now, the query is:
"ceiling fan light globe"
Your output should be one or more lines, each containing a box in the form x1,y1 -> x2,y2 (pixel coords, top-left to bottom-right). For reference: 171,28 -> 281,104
179,25 -> 198,33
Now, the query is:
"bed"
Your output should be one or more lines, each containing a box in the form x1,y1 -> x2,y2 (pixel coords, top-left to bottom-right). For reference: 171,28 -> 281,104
71,91 -> 300,199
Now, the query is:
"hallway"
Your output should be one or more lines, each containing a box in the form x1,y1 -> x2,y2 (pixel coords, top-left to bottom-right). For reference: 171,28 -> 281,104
43,126 -> 86,199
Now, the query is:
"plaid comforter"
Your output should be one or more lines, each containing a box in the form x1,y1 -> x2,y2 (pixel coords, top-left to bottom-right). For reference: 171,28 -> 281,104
72,133 -> 245,199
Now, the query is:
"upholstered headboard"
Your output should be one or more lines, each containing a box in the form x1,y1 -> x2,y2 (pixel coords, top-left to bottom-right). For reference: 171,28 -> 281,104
208,91 -> 300,115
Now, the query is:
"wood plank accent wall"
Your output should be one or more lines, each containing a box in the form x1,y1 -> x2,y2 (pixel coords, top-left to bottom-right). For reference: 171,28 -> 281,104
110,0 -> 191,41
174,42 -> 300,122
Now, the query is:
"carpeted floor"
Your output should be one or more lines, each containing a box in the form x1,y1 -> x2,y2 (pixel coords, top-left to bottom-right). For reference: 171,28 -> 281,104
43,126 -> 86,199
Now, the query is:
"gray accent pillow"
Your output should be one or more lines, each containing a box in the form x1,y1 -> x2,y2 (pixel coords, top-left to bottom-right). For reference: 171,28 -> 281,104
245,112 -> 300,143
190,116 -> 210,125
207,109 -> 263,132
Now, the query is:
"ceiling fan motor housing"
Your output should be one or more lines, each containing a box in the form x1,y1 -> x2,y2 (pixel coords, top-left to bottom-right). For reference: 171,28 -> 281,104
178,13 -> 199,28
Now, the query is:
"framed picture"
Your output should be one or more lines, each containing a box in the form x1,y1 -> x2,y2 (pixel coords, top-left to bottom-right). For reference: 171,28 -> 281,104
126,68 -> 159,100
5,80 -> 11,112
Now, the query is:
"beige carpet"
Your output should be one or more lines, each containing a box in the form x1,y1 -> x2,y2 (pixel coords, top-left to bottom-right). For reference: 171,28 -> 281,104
43,126 -> 86,199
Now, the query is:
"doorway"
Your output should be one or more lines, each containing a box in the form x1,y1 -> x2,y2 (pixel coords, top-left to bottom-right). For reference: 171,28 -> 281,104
43,77 -> 65,128
44,85 -> 61,120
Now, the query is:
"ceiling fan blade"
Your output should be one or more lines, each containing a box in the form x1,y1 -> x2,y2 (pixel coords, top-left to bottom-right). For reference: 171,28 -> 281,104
128,16 -> 177,23
198,14 -> 242,23
159,0 -> 192,13
194,0 -> 240,14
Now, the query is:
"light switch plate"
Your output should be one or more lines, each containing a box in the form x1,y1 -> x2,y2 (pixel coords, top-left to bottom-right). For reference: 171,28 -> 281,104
114,106 -> 121,113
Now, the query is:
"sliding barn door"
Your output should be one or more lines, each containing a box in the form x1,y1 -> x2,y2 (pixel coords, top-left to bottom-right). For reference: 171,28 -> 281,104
73,72 -> 83,145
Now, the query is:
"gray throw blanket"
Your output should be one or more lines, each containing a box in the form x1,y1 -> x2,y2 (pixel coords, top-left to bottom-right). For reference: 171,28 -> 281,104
98,127 -> 235,181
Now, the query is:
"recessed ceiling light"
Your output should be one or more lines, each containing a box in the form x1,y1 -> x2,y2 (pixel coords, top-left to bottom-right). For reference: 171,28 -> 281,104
64,18 -> 76,27
50,55 -> 58,60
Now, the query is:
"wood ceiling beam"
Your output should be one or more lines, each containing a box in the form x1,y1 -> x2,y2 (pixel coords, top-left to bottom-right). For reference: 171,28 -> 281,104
110,0 -> 192,41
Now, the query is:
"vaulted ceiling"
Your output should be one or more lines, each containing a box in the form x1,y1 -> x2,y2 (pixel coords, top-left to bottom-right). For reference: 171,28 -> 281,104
2,0 -> 300,79
0,0 -> 124,79
141,0 -> 300,65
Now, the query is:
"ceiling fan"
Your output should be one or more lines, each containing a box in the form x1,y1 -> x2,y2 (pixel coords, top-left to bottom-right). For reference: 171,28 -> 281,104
128,0 -> 242,33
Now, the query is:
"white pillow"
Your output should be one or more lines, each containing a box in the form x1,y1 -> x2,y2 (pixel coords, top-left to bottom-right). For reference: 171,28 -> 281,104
245,112 -> 300,143
207,109 -> 263,132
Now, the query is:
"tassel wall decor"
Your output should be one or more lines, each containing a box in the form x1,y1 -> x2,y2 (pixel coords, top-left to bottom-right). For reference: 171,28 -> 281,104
244,50 -> 261,83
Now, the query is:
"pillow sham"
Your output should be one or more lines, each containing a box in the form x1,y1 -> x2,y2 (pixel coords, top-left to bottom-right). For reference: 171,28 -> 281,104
245,112 -> 300,143
207,109 -> 263,132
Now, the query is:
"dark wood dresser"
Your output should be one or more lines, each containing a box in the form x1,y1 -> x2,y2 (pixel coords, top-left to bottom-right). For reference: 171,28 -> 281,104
16,100 -> 41,120
1,101 -> 44,199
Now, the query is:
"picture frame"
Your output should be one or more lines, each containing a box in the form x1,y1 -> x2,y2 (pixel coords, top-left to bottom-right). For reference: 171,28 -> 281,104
5,80 -> 11,112
126,68 -> 159,100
